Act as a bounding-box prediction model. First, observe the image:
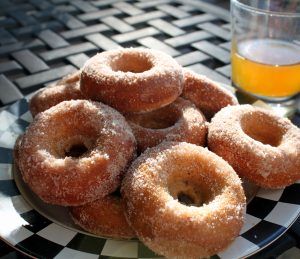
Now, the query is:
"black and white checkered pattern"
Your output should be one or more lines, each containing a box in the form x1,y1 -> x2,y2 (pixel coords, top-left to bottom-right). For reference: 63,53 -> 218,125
0,98 -> 299,259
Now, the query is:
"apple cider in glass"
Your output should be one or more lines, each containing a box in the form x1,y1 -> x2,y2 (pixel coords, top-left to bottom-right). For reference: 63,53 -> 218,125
232,38 -> 300,99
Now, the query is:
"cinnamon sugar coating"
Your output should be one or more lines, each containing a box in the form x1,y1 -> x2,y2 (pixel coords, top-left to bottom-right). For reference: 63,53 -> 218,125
13,134 -> 23,168
80,48 -> 184,113
208,104 -> 300,188
121,142 -> 246,259
125,97 -> 208,153
181,68 -> 238,119
29,70 -> 86,117
70,194 -> 135,239
18,100 -> 136,206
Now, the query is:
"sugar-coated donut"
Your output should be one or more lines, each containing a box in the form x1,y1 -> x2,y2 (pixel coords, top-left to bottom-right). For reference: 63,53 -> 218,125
121,142 -> 246,259
18,100 -> 136,206
181,68 -> 238,119
125,97 -> 207,153
80,48 -> 183,113
70,193 -> 135,239
208,104 -> 300,188
29,71 -> 85,117
13,134 -> 23,168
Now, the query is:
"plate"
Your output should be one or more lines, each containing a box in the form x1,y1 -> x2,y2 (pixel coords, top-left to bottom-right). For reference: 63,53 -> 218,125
0,98 -> 299,259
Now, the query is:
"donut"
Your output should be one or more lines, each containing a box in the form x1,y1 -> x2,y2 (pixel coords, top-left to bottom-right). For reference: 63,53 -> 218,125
18,100 -> 136,206
181,68 -> 238,119
125,97 -> 207,153
208,104 -> 300,188
29,70 -> 85,117
70,192 -> 135,239
56,70 -> 81,85
121,142 -> 246,259
13,134 -> 23,168
80,48 -> 184,113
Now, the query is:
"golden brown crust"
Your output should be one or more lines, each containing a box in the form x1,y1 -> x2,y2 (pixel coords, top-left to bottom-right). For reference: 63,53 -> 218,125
121,142 -> 246,259
13,134 -> 23,168
80,48 -> 184,113
70,195 -> 135,239
29,71 -> 85,117
181,68 -> 238,119
125,97 -> 207,153
208,104 -> 300,188
18,100 -> 136,206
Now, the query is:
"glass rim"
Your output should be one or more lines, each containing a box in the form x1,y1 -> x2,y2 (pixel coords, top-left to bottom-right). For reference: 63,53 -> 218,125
231,0 -> 300,17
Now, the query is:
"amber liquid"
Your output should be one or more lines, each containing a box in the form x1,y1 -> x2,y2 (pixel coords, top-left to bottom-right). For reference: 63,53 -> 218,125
232,39 -> 300,99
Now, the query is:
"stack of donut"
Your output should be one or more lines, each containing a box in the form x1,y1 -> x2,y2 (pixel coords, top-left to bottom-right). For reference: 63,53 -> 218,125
15,48 -> 300,259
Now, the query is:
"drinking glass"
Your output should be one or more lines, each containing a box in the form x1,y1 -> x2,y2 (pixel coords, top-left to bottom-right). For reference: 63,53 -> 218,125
231,0 -> 300,116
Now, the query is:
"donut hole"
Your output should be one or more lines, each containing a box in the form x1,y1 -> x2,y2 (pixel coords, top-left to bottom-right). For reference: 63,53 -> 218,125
110,53 -> 153,73
65,144 -> 88,158
177,192 -> 197,206
126,105 -> 181,129
168,180 -> 212,207
110,188 -> 121,198
241,112 -> 284,147
53,136 -> 95,159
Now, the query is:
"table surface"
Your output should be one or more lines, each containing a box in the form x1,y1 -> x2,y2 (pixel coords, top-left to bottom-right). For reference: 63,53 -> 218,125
0,0 -> 299,258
